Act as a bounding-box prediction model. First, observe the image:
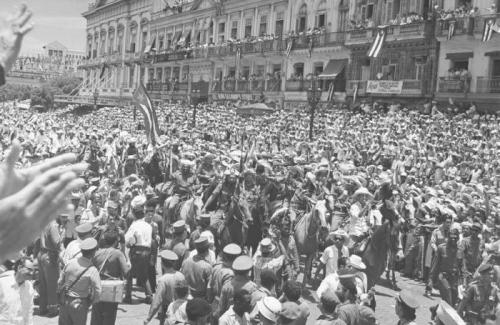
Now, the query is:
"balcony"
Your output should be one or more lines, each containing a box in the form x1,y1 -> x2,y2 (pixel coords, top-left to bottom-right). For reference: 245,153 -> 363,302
436,17 -> 474,39
346,79 -> 423,96
473,13 -> 500,34
476,77 -> 500,93
438,77 -> 469,93
345,22 -> 428,45
212,78 -> 282,93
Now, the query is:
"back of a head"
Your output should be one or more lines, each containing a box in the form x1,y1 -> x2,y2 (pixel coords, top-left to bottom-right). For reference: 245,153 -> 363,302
283,280 -> 302,302
186,298 -> 211,322
102,231 -> 118,247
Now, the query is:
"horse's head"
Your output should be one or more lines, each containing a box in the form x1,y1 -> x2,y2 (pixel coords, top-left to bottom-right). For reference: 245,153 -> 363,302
192,195 -> 204,218
232,195 -> 253,226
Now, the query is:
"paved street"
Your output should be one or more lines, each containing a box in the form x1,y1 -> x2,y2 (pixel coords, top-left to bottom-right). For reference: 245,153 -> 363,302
34,273 -> 438,325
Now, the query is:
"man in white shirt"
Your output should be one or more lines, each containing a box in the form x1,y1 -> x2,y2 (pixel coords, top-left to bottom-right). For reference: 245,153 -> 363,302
320,230 -> 350,276
60,222 -> 93,267
219,288 -> 252,325
124,195 -> 153,304
0,258 -> 36,325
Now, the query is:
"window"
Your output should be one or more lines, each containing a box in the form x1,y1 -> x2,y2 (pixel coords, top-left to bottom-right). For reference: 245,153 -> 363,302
159,35 -> 164,50
493,59 -> 500,77
314,63 -> 324,76
293,63 -> 304,77
339,10 -> 348,31
297,4 -> 307,32
219,22 -> 225,34
275,12 -> 284,36
273,64 -> 281,74
228,67 -> 236,77
259,15 -> 267,36
361,6 -> 366,20
382,64 -> 397,80
316,13 -> 326,28
452,60 -> 468,70
367,4 -> 374,19
142,31 -> 148,51
245,18 -> 252,38
231,21 -> 238,39
242,66 -> 250,79
130,42 -> 136,53
415,63 -> 423,80
256,65 -> 265,77
156,68 -> 162,82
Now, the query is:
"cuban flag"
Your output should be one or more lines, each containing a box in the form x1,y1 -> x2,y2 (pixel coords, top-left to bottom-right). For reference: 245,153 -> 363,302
133,83 -> 161,145
353,83 -> 359,104
368,26 -> 387,58
482,18 -> 500,42
447,20 -> 455,40
286,39 -> 293,57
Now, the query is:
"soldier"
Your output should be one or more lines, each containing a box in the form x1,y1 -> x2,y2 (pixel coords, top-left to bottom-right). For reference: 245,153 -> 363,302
180,237 -> 213,299
208,243 -> 241,323
164,220 -> 189,269
429,228 -> 461,307
253,238 -> 284,286
58,238 -> 101,325
60,223 -> 93,267
145,250 -> 185,325
218,255 -> 258,319
459,222 -> 484,285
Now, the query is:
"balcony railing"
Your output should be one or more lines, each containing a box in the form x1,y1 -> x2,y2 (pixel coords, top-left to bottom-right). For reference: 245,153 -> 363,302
438,78 -> 469,93
346,22 -> 427,44
476,77 -> 500,93
436,17 -> 474,38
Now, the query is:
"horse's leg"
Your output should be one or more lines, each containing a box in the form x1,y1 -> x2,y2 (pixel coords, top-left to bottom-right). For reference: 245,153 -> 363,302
303,253 -> 313,287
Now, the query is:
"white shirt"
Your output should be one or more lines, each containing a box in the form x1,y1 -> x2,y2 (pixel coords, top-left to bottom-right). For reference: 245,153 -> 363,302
0,271 -> 34,325
320,245 -> 349,275
60,238 -> 82,266
316,273 -> 340,301
349,202 -> 368,237
219,306 -> 251,325
125,219 -> 152,247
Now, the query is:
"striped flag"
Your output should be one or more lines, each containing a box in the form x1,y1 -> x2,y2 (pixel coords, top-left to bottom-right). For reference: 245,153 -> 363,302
482,18 -> 500,42
99,63 -> 107,79
447,20 -> 455,40
368,27 -> 387,58
144,38 -> 156,54
327,82 -> 335,102
308,37 -> 314,58
353,82 -> 359,104
286,39 -> 293,57
236,47 -> 241,61
133,83 -> 161,145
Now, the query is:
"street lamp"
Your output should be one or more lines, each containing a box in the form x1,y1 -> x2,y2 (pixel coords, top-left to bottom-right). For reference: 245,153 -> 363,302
306,76 -> 322,141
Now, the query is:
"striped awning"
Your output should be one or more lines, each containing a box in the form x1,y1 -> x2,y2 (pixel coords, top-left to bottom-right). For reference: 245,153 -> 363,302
318,59 -> 348,79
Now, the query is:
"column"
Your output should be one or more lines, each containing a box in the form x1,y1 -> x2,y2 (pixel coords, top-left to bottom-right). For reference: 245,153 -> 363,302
226,13 -> 231,41
253,8 -> 259,36
239,10 -> 244,39
269,5 -> 275,36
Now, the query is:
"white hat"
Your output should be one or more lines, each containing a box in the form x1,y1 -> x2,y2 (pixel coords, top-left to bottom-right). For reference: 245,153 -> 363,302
256,297 -> 281,322
348,255 -> 366,270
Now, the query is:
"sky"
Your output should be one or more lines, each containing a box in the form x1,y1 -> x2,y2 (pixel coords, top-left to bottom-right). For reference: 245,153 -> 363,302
3,0 -> 88,55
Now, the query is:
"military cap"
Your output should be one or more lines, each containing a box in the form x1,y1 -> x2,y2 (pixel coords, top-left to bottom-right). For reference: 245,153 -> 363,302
232,255 -> 253,272
159,250 -> 178,261
477,263 -> 493,274
75,223 -> 93,234
397,290 -> 419,309
280,301 -> 301,320
173,220 -> 186,234
131,195 -> 146,211
223,243 -> 242,256
194,237 -> 210,250
80,238 -> 98,251
338,271 -> 357,293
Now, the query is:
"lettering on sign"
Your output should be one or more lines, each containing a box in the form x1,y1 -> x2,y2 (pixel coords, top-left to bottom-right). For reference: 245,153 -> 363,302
366,80 -> 403,94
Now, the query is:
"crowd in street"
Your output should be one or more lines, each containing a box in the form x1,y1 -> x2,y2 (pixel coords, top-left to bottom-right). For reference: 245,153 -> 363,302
0,99 -> 499,325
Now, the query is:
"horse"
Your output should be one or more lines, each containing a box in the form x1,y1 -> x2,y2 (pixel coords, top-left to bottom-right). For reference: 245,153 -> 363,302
178,195 -> 204,231
294,198 -> 328,287
218,194 -> 253,251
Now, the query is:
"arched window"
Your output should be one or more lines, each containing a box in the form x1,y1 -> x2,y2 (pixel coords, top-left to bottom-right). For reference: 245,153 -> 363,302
316,0 -> 327,28
297,4 -> 307,32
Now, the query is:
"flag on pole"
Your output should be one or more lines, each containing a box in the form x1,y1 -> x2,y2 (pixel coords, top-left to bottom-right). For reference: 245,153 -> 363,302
368,26 -> 387,58
482,18 -> 500,42
133,83 -> 161,145
236,47 -> 241,61
327,82 -> 335,102
308,37 -> 314,58
447,20 -> 455,40
144,38 -> 157,54
99,63 -> 107,79
286,39 -> 293,57
353,82 -> 359,104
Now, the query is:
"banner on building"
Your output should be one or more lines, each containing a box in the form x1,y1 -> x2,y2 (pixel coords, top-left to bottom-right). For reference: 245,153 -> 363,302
366,80 -> 403,94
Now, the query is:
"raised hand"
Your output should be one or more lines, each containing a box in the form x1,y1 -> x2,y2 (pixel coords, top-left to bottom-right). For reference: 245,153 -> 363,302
0,4 -> 34,72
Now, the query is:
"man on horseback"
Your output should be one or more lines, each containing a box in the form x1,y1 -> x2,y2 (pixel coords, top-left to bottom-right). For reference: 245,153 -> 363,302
164,159 -> 199,230
202,169 -> 239,214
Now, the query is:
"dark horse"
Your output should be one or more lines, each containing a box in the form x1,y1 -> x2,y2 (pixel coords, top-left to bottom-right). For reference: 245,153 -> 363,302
218,194 -> 253,251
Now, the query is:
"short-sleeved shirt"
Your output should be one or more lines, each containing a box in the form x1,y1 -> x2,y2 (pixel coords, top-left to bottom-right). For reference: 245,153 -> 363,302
180,253 -> 212,297
92,247 -> 129,280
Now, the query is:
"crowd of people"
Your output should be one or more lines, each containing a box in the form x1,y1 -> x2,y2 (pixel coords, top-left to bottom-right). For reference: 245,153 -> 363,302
0,97 -> 498,325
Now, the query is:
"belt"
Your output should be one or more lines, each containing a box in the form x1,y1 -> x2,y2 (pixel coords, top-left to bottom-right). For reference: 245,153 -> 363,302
132,246 -> 150,250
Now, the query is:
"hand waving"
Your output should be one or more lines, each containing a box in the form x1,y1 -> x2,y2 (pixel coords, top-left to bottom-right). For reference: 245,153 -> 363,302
0,141 -> 87,262
0,4 -> 33,72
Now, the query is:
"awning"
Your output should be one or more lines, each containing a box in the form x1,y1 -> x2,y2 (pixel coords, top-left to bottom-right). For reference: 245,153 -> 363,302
171,31 -> 182,44
445,52 -> 473,60
485,51 -> 500,57
318,59 -> 348,79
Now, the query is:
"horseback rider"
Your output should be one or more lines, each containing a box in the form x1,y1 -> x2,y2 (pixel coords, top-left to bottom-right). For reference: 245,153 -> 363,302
164,159 -> 199,228
202,168 -> 239,215
197,153 -> 218,185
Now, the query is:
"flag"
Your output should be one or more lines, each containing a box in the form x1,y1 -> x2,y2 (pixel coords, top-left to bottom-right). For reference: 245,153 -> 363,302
482,18 -> 500,42
144,38 -> 156,54
133,83 -> 161,145
447,20 -> 455,40
236,47 -> 241,61
38,64 -> 44,71
286,39 -> 293,57
308,37 -> 314,58
327,83 -> 335,102
99,63 -> 107,79
353,82 -> 359,104
368,26 -> 387,58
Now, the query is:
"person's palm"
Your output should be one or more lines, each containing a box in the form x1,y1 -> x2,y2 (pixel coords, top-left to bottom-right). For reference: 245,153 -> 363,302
0,4 -> 33,72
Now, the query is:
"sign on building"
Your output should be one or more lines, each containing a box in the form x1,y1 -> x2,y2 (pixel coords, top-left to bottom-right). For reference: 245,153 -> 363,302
366,80 -> 403,94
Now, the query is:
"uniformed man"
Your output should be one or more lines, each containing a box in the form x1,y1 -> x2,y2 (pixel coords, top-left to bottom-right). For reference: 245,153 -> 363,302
429,228 -> 461,307
219,289 -> 252,325
58,238 -> 101,325
394,290 -> 419,325
180,237 -> 213,299
60,223 -> 93,267
253,238 -> 284,286
145,250 -> 185,325
458,264 -> 499,325
165,220 -> 189,269
218,255 -> 258,319
38,214 -> 67,317
458,222 -> 483,284
208,243 -> 241,324
124,195 -> 153,304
